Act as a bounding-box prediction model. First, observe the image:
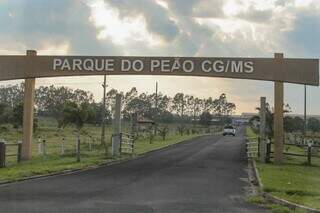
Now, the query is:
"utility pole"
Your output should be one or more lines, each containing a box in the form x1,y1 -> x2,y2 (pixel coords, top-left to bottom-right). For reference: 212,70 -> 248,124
155,82 -> 158,112
101,75 -> 107,146
304,84 -> 307,137
154,82 -> 158,135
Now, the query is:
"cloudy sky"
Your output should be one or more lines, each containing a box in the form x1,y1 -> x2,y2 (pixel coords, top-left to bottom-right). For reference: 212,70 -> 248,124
0,0 -> 319,114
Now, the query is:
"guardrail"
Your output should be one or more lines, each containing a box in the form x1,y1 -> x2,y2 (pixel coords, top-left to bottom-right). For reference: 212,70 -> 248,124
0,140 -> 22,168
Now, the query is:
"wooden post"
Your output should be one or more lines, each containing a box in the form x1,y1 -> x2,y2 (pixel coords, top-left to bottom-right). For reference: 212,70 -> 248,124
259,97 -> 266,163
42,139 -> 46,156
274,53 -> 284,164
76,135 -> 80,162
307,143 -> 312,165
0,142 -> 6,168
61,138 -> 65,155
266,139 -> 271,163
17,141 -> 22,163
21,50 -> 36,161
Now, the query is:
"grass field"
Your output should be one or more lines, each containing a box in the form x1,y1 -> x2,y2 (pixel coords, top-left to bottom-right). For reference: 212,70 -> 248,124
246,127 -> 320,210
0,133 -> 200,183
0,118 -> 213,183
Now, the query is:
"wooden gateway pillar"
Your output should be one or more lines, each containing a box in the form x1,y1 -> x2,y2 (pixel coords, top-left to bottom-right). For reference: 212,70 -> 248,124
259,97 -> 266,163
21,50 -> 37,161
274,53 -> 284,164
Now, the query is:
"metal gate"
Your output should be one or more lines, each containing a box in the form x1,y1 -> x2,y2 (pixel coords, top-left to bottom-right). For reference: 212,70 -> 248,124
120,133 -> 135,154
246,137 -> 259,158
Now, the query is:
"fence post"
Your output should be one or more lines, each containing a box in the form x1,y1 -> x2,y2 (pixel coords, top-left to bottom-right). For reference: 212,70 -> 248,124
38,137 -> 42,155
307,142 -> 312,165
61,138 -> 65,155
266,139 -> 271,163
17,141 -> 22,163
131,135 -> 135,155
0,142 -> 6,168
112,134 -> 121,157
259,97 -> 267,163
42,139 -> 46,156
257,137 -> 260,158
76,135 -> 80,162
89,137 -> 92,151
120,133 -> 122,154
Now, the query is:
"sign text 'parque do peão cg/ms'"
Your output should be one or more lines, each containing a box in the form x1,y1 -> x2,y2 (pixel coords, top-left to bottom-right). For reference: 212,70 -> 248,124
0,55 -> 318,85
52,58 -> 254,74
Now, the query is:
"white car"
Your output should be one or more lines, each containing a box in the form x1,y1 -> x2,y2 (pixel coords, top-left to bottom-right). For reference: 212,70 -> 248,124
223,125 -> 236,136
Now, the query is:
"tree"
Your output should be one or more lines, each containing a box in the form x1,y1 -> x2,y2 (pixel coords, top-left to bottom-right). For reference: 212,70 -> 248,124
202,97 -> 213,113
225,102 -> 236,116
293,116 -> 304,132
10,102 -> 38,132
284,116 -> 295,133
213,94 -> 227,115
158,126 -> 169,140
0,84 -> 24,108
11,103 -> 24,129
0,103 -> 12,125
212,93 -> 236,116
307,117 -> 320,133
192,97 -> 202,120
256,103 -> 291,139
35,85 -> 94,128
172,93 -> 186,119
284,116 -> 304,133
61,102 -> 89,131
122,87 -> 138,119
61,101 -> 90,162
199,111 -> 212,127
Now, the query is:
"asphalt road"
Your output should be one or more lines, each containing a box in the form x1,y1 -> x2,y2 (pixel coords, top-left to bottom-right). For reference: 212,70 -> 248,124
0,127 -> 268,213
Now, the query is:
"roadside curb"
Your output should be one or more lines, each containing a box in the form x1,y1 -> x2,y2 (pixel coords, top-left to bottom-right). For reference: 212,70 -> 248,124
0,134 -> 210,186
250,160 -> 320,213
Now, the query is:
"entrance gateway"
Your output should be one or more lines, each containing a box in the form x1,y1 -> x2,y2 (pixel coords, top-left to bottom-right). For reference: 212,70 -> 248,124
0,50 -> 319,163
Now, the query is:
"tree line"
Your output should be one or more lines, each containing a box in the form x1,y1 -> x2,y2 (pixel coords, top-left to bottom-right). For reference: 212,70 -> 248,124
0,84 -> 236,129
251,102 -> 320,137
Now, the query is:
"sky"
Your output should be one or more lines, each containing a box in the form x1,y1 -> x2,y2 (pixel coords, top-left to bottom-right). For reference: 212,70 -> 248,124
0,0 -> 319,114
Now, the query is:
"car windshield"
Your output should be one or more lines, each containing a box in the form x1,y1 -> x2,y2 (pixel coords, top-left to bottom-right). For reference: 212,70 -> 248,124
224,126 -> 234,129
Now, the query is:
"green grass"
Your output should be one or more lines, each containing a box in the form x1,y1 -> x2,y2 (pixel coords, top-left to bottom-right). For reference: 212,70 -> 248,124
246,126 -> 320,210
0,120 -> 202,183
267,204 -> 307,213
257,160 -> 320,210
0,153 -> 111,182
247,195 -> 307,213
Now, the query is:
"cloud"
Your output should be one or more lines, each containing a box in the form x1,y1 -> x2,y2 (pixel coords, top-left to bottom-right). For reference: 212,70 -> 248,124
0,0 -> 120,55
106,0 -> 179,41
0,0 -> 319,114
282,8 -> 320,57
236,6 -> 273,23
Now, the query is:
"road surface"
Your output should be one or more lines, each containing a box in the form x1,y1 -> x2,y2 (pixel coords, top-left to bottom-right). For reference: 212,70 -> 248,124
0,127 -> 268,213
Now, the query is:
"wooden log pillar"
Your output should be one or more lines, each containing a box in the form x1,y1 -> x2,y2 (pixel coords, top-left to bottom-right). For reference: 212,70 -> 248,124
274,53 -> 284,164
259,97 -> 266,163
21,50 -> 36,161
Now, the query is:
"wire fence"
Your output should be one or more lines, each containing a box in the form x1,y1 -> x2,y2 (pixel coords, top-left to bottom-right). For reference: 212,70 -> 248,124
247,132 -> 320,165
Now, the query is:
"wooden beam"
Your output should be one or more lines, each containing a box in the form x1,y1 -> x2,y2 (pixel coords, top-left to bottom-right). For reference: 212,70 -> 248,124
21,50 -> 36,161
259,97 -> 266,163
274,53 -> 284,164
